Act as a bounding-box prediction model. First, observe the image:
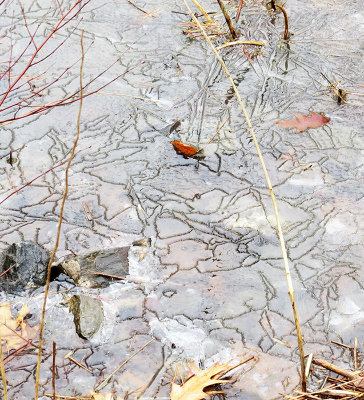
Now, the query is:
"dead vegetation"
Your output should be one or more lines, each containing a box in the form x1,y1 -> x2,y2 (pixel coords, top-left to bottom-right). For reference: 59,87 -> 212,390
0,0 -> 362,399
288,340 -> 364,400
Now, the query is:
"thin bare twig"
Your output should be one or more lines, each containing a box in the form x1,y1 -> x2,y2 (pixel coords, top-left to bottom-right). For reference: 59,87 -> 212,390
3,342 -> 34,365
207,116 -> 229,144
0,61 -> 144,126
84,270 -> 126,280
235,0 -> 244,23
52,342 -> 56,400
312,358 -> 362,381
55,0 -> 64,16
18,0 -> 38,51
0,146 -> 23,160
65,351 -> 93,374
0,38 -> 92,116
34,29 -> 85,400
0,147 -> 90,206
127,0 -> 153,16
214,356 -> 255,378
0,264 -> 16,278
0,0 -> 89,108
94,338 -> 155,392
331,340 -> 353,350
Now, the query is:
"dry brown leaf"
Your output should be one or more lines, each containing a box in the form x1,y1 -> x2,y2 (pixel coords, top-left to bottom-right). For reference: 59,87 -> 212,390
276,111 -> 330,133
0,302 -> 39,351
170,362 -> 232,400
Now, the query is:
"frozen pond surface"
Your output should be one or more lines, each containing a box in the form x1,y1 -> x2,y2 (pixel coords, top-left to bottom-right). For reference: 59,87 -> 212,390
0,0 -> 363,398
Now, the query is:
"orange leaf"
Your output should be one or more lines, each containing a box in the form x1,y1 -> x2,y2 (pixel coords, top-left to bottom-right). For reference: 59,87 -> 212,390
170,362 -> 232,400
276,111 -> 330,133
171,141 -> 199,157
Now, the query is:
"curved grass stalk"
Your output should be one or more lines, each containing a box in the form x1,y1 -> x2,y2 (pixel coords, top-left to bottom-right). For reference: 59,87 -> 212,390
34,30 -> 85,400
181,0 -> 306,391
275,3 -> 289,41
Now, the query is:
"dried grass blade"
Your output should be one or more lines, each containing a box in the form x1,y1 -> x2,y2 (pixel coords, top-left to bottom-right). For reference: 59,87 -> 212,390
181,0 -> 306,391
34,29 -> 85,400
94,338 -> 155,392
0,338 -> 8,400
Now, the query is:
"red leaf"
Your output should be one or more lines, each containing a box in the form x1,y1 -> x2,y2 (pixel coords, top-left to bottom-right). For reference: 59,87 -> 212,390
171,141 -> 199,157
276,111 -> 330,133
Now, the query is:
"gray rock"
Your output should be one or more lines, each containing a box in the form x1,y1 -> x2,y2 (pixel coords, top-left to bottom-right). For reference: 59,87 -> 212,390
56,246 -> 130,287
69,295 -> 104,339
0,242 -> 50,293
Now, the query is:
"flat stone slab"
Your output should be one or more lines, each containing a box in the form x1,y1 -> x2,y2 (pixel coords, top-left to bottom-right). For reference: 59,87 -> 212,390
55,246 -> 130,287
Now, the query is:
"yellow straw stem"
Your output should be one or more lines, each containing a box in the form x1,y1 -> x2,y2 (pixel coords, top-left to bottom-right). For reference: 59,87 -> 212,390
216,40 -> 264,50
181,0 -> 306,391
34,30 -> 85,400
0,339 -> 8,400
190,0 -> 213,23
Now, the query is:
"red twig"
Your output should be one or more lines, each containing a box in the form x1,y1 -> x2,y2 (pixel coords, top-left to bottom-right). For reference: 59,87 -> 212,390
7,13 -> 14,88
0,0 -> 89,107
0,322 -> 36,349
3,343 -> 31,364
0,71 -> 45,96
235,0 -> 243,22
0,39 -> 93,115
2,338 -> 38,365
0,17 -> 42,82
0,146 -> 23,160
55,0 -> 63,16
0,146 -> 91,205
18,0 -> 38,51
0,1 -> 146,128
31,19 -> 83,67
0,264 -> 16,278
0,60 -> 145,125
63,359 -> 70,385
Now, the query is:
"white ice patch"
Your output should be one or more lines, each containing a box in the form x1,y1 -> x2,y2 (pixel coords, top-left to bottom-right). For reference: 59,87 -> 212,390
329,297 -> 364,335
149,317 -> 233,363
326,218 -> 347,234
128,244 -> 163,293
289,174 -> 324,186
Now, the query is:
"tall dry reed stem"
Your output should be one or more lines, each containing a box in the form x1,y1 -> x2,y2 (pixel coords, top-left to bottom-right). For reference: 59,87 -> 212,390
181,0 -> 306,391
34,30 -> 85,400
0,338 -> 8,400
